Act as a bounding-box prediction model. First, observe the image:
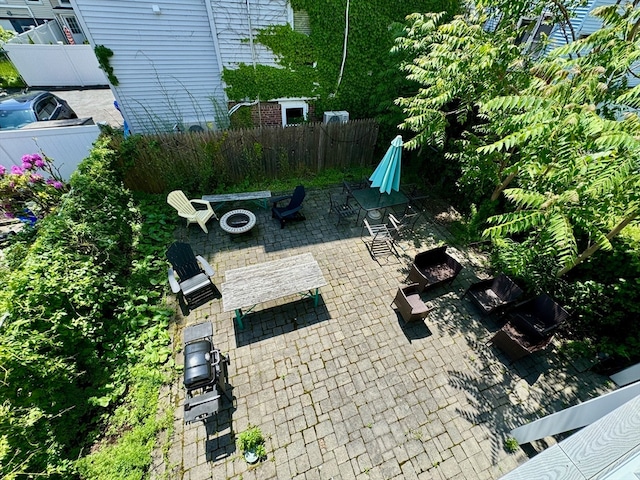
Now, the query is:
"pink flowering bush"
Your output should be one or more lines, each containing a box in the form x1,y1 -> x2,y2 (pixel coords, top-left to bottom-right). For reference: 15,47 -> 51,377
0,152 -> 69,220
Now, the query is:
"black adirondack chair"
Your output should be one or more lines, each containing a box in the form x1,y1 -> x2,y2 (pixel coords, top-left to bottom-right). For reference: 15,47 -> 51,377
271,185 -> 306,228
166,242 -> 218,312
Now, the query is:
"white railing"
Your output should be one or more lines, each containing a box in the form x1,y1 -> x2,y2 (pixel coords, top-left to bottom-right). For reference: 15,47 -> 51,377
4,20 -> 65,45
511,383 -> 640,444
3,44 -> 107,88
0,124 -> 100,180
611,362 -> 640,387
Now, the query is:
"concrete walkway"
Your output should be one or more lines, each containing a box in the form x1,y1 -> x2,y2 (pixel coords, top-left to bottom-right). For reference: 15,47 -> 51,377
152,187 -> 611,480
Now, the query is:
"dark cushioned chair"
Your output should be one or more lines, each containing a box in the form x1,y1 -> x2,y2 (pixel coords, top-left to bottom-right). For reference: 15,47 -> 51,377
464,273 -> 523,315
490,294 -> 569,361
391,283 -> 434,324
166,242 -> 217,311
406,246 -> 463,293
271,185 -> 306,228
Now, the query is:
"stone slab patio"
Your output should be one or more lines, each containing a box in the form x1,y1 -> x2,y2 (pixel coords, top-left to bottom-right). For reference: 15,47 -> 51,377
151,186 -> 612,480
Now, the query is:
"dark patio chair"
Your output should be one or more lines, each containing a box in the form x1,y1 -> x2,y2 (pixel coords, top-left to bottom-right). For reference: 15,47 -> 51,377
463,273 -> 523,315
389,205 -> 421,241
271,185 -> 306,228
391,283 -> 434,324
328,192 -> 358,226
166,242 -> 218,311
489,294 -> 569,361
406,246 -> 463,293
342,177 -> 368,200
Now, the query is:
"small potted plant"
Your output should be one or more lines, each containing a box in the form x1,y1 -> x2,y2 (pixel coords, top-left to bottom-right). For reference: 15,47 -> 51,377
237,425 -> 266,464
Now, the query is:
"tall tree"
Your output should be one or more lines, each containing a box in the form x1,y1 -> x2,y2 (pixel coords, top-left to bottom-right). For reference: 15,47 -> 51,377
395,2 -> 640,275
479,4 -> 640,275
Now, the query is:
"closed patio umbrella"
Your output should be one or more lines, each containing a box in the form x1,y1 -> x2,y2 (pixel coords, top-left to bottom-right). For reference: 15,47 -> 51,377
369,135 -> 403,195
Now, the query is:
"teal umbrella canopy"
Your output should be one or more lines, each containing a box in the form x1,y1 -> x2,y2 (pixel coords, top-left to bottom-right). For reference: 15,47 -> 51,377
369,135 -> 403,195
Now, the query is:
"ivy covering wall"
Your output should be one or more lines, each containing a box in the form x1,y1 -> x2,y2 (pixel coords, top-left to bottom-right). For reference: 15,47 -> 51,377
222,0 -> 460,128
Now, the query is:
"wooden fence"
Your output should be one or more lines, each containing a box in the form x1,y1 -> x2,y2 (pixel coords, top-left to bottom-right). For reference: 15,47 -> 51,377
111,119 -> 379,193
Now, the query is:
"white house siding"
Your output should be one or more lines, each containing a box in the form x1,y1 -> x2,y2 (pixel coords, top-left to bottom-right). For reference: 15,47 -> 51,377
212,0 -> 289,68
546,0 -> 638,87
71,0 -> 227,134
546,2 -> 592,50
2,0 -> 57,21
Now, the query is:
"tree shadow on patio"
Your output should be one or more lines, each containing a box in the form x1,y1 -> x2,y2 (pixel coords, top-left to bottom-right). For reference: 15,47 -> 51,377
446,344 -> 611,465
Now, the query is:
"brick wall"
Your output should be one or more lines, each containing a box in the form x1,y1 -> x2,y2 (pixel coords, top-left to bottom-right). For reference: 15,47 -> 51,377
228,101 -> 319,128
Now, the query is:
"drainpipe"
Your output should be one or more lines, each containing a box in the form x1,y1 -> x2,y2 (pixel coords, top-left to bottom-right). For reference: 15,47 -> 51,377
245,0 -> 261,124
332,0 -> 350,96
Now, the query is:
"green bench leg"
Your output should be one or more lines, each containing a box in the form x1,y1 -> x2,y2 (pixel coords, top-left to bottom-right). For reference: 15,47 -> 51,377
235,309 -> 244,330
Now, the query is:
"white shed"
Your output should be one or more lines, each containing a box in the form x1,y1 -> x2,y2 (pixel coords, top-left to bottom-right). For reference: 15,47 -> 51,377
70,0 -> 291,134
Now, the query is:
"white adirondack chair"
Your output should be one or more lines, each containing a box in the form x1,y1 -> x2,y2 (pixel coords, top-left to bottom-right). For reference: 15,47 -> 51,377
167,190 -> 217,233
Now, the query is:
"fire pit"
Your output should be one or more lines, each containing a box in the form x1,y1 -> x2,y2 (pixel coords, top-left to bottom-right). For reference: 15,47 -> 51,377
219,209 -> 257,234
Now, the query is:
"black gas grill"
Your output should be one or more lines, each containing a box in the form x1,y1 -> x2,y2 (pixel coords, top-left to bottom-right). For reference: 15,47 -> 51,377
182,322 -> 230,424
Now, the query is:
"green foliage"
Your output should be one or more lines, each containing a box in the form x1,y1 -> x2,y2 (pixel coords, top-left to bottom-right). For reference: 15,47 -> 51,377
223,63 -> 317,101
392,9 -> 530,201
229,105 -> 254,129
0,137 -> 174,478
237,425 -> 266,460
223,0 -> 460,137
75,366 -> 173,480
94,45 -> 119,86
559,234 -> 640,360
504,437 -> 519,453
0,55 -> 24,88
0,26 -> 15,42
397,3 -> 640,275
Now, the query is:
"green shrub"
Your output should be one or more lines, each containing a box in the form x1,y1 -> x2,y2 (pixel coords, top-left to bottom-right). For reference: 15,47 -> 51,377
0,55 -> 25,88
504,437 -> 519,453
0,136 -> 175,478
237,425 -> 267,460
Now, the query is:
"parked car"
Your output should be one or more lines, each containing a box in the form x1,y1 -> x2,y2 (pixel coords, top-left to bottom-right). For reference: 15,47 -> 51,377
0,91 -> 78,130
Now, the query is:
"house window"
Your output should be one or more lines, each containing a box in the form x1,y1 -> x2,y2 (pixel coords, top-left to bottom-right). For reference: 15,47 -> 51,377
286,108 -> 304,124
293,10 -> 311,35
278,100 -> 308,126
60,0 -> 71,3
64,15 -> 82,34
516,15 -> 553,48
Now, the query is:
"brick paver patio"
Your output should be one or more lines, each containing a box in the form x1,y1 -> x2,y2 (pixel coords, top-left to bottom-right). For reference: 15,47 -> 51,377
152,187 -> 611,480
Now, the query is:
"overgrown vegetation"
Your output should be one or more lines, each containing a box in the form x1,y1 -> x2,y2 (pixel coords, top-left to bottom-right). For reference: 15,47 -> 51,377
394,1 -> 640,364
0,137 -> 175,478
222,0 -> 460,142
94,45 -> 119,86
0,53 -> 24,89
109,120 -> 378,193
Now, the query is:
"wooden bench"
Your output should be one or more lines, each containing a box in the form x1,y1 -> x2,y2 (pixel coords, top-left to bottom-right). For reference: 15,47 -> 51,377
202,191 -> 271,210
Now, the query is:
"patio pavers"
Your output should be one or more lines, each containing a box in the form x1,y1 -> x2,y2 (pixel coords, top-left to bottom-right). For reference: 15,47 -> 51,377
151,187 -> 612,480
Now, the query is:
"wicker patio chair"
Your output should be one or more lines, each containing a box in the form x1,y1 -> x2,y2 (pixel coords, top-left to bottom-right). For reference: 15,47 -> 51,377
406,246 -> 463,293
464,273 -> 523,315
391,283 -> 434,324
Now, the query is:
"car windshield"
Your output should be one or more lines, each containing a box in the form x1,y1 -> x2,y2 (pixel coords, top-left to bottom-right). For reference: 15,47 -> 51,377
0,109 -> 36,130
